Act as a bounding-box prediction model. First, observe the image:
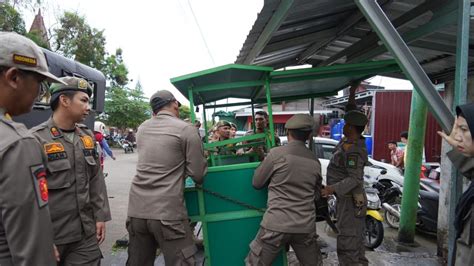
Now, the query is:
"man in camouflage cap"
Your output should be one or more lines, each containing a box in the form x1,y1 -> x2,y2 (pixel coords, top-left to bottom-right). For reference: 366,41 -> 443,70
30,76 -> 111,265
322,109 -> 369,265
206,120 -> 234,156
246,114 -> 323,265
0,31 -> 66,265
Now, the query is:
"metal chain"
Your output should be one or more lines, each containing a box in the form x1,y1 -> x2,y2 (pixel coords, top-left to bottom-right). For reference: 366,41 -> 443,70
198,187 -> 265,213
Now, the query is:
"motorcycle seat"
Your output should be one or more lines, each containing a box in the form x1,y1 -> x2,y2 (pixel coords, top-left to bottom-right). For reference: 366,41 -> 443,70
420,179 -> 440,193
419,190 -> 439,201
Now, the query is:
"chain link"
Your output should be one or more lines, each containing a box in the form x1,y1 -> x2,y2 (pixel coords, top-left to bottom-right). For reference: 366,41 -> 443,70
198,186 -> 265,213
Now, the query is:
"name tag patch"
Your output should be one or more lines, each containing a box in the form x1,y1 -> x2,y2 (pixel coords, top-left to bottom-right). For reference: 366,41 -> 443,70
44,142 -> 67,161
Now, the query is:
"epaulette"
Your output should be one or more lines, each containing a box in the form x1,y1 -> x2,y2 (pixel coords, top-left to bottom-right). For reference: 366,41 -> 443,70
30,121 -> 49,133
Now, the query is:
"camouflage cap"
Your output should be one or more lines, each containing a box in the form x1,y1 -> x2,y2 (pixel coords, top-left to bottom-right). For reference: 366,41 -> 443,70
0,31 -> 66,84
344,110 -> 368,126
285,114 -> 315,131
215,120 -> 231,128
150,90 -> 181,111
49,76 -> 93,103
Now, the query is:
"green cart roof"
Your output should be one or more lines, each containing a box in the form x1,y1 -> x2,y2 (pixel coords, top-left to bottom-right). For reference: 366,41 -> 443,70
170,60 -> 400,105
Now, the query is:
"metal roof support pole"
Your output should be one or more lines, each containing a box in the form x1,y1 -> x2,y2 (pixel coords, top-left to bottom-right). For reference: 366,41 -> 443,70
203,104 -> 209,144
251,101 -> 256,132
188,89 -> 196,123
309,98 -> 315,151
265,76 -> 276,147
448,0 -> 470,264
355,0 -> 454,133
399,90 -> 428,243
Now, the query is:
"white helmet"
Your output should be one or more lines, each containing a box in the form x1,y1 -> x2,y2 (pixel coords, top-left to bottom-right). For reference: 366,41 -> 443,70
94,121 -> 106,134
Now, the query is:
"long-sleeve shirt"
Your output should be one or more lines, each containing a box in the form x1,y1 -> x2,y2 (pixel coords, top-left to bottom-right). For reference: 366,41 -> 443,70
0,110 -> 56,265
30,118 -> 111,245
253,141 -> 322,233
127,111 -> 208,220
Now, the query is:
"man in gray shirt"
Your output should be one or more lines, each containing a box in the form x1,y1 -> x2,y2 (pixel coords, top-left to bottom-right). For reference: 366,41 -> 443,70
127,90 -> 208,265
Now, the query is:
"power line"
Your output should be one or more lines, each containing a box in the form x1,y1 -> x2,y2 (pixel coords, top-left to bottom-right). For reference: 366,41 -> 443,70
185,0 -> 215,65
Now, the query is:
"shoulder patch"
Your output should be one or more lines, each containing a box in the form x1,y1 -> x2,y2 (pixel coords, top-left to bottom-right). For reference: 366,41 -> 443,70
30,164 -> 48,208
80,135 -> 95,149
346,154 -> 359,168
50,127 -> 62,139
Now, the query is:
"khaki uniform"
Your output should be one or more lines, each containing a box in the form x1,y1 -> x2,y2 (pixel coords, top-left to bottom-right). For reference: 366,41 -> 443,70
127,110 -> 207,266
0,110 -> 56,266
327,137 -> 369,266
30,117 -> 110,265
447,150 -> 474,266
246,141 -> 323,266
244,130 -> 281,160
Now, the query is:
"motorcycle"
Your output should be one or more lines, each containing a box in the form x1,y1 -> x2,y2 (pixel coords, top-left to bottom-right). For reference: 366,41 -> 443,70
118,138 -> 134,153
381,179 -> 439,233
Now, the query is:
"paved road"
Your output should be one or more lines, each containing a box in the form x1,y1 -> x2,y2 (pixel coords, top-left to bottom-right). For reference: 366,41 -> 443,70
100,149 -> 442,265
100,148 -> 137,258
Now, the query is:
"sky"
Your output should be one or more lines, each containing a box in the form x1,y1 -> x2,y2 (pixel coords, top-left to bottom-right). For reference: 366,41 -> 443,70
22,0 -> 413,112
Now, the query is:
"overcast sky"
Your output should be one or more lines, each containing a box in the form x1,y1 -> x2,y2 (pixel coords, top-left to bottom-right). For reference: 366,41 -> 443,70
23,0 -> 412,110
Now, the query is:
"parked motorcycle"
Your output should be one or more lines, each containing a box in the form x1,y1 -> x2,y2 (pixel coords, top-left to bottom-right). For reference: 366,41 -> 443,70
381,179 -> 439,233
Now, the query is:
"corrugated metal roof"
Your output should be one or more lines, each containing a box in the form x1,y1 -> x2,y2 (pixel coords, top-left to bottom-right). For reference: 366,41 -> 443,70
236,0 -> 474,83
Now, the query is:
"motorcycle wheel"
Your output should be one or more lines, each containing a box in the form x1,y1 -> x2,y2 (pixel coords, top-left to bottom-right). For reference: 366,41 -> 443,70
384,204 -> 401,229
365,216 -> 384,249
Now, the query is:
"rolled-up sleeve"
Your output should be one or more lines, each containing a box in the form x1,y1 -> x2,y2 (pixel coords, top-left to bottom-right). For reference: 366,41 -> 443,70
183,126 -> 208,184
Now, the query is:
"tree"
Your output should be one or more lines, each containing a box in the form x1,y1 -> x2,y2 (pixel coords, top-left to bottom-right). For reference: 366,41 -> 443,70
0,2 -> 26,34
53,11 -> 106,71
179,105 -> 191,120
104,84 -> 150,130
26,30 -> 49,48
104,48 -> 128,87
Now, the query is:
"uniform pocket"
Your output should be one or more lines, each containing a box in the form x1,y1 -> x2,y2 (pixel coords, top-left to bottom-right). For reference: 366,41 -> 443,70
46,159 -> 73,189
84,155 -> 97,166
260,228 -> 284,247
181,244 -> 197,265
160,220 -> 186,240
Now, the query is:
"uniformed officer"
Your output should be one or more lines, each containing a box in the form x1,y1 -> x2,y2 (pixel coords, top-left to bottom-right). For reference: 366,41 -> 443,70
207,120 -> 234,155
127,90 -> 207,265
30,76 -> 111,265
438,103 -> 474,265
0,31 -> 65,265
238,111 -> 281,160
322,110 -> 369,265
246,114 -> 323,266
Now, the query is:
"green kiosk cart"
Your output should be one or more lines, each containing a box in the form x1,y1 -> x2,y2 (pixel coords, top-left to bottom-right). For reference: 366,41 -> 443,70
170,60 -> 399,266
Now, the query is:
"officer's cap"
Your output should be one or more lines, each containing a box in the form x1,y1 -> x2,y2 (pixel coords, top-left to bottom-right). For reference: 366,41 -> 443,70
49,77 -> 93,103
344,110 -> 368,126
150,90 -> 181,111
0,31 -> 66,85
285,114 -> 315,131
215,120 -> 231,128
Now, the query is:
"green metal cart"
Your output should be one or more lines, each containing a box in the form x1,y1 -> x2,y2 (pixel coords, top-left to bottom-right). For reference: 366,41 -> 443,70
170,60 -> 399,266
